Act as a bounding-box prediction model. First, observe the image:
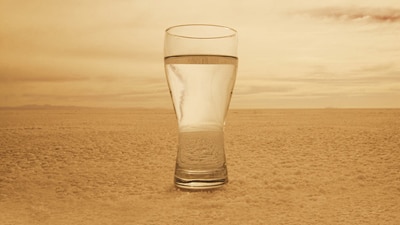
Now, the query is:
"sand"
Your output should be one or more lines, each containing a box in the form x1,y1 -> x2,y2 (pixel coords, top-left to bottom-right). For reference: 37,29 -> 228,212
0,108 -> 399,224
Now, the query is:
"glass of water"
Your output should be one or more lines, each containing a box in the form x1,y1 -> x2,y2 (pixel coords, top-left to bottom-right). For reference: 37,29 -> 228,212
164,24 -> 238,190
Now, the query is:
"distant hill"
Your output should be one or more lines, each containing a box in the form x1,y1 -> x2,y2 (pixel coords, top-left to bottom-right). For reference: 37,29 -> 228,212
0,104 -> 92,110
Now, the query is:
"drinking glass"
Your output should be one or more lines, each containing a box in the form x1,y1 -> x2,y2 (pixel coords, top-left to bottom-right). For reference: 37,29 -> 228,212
164,24 -> 238,190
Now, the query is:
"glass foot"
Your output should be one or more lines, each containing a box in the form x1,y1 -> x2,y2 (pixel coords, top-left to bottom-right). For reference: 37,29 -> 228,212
174,166 -> 228,190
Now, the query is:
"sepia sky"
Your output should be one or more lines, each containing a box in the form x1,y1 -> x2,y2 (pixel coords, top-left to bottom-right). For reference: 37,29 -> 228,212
1,0 -> 399,108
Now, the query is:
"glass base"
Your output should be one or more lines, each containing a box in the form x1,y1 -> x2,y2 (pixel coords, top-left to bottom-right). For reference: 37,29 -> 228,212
174,165 -> 228,190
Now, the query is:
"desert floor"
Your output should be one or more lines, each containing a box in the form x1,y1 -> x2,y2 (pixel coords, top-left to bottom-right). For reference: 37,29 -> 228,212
0,108 -> 399,225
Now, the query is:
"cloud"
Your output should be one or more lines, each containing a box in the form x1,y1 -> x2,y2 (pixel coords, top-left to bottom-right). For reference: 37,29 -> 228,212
1,1 -> 399,108
232,61 -> 400,105
0,67 -> 89,83
0,79 -> 170,108
299,7 -> 400,23
235,84 -> 295,96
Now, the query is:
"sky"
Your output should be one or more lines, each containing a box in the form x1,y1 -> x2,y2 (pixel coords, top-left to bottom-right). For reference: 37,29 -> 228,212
0,0 -> 399,108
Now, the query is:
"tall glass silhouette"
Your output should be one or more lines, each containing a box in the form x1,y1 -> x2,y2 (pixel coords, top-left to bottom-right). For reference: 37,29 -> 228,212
164,24 -> 238,190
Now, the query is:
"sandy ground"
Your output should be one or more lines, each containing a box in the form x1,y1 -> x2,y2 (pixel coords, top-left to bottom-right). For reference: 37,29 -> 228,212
0,108 -> 399,225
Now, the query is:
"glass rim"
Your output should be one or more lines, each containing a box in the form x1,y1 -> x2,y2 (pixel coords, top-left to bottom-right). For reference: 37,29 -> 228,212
165,24 -> 237,39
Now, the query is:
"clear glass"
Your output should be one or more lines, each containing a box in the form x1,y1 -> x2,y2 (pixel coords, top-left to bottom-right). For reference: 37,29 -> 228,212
164,24 -> 238,190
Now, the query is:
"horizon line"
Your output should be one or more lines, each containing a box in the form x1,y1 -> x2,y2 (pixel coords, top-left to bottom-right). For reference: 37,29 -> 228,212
0,104 -> 399,110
